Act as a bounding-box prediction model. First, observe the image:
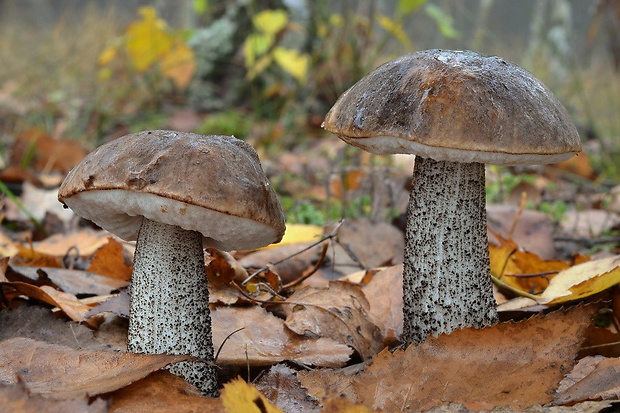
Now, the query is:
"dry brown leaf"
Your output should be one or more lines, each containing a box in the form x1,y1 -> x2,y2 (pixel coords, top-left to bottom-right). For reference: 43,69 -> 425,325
10,265 -> 127,296
12,244 -> 63,268
212,306 -> 351,367
487,205 -> 556,260
299,305 -> 596,411
321,397 -> 376,413
239,241 -> 323,285
0,282 -> 96,325
362,264 -> 403,346
0,337 -> 190,399
0,382 -> 108,413
10,128 -> 88,174
206,248 -> 249,304
86,237 -> 132,280
555,356 -> 620,405
109,370 -> 223,413
281,281 -> 383,360
255,364 -> 320,413
32,230 -> 109,257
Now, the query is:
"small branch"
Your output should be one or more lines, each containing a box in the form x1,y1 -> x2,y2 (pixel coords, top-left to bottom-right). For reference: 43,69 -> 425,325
282,241 -> 329,289
214,327 -> 245,364
241,220 -> 344,285
554,236 -> 620,248
502,270 -> 559,279
491,274 -> 540,301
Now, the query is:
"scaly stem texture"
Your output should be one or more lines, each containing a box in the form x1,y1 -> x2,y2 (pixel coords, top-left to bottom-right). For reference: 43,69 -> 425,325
127,218 -> 217,396
402,158 -> 498,346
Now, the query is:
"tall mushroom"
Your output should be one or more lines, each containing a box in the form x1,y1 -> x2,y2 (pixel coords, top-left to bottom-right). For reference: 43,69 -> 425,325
322,50 -> 581,346
58,130 -> 285,396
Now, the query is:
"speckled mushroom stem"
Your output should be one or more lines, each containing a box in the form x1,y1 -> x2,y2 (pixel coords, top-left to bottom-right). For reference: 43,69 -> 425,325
127,218 -> 218,397
402,157 -> 498,346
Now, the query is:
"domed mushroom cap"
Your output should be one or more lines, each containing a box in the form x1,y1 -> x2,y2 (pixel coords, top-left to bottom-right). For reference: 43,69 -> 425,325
323,49 -> 581,165
58,130 -> 285,250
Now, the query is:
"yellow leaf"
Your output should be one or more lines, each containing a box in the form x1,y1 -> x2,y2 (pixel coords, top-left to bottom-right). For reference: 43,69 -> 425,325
246,54 -> 273,81
252,9 -> 288,36
243,33 -> 273,68
376,14 -> 412,49
125,6 -> 173,72
161,41 -> 196,89
538,255 -> 620,305
221,377 -> 283,413
273,47 -> 310,83
97,45 -> 118,66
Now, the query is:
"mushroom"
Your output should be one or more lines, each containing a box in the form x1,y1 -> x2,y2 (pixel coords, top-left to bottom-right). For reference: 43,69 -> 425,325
322,50 -> 581,346
58,130 -> 285,396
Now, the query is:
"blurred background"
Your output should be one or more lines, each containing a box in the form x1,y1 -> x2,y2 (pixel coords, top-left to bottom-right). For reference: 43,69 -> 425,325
0,0 -> 619,236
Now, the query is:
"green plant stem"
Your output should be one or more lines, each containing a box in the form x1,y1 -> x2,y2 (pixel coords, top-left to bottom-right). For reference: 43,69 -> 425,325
0,180 -> 46,235
491,274 -> 540,301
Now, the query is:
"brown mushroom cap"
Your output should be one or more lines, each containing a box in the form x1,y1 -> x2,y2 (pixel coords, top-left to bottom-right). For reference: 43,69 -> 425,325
323,49 -> 581,165
58,130 -> 285,250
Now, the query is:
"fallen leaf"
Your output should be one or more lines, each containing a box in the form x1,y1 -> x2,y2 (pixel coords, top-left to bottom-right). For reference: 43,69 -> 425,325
561,210 -> 620,238
0,282 -> 96,325
10,128 -> 88,174
538,255 -> 620,305
206,248 -> 249,305
487,204 -> 556,260
362,264 -> 403,346
262,224 -> 324,249
10,266 -> 127,296
239,241 -> 324,285
32,230 -> 109,257
109,370 -> 223,412
555,356 -> 620,405
87,237 -> 133,280
0,382 -> 108,413
212,306 -> 352,367
221,377 -> 283,413
299,305 -> 596,411
489,232 -> 588,294
255,364 -> 319,413
281,281 -> 383,360
0,337 -> 190,399
321,397 -> 376,413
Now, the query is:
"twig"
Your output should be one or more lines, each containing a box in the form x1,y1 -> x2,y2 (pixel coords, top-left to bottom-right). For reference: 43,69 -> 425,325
502,270 -> 559,278
214,327 -> 245,364
282,241 -> 329,289
508,191 -> 527,238
490,274 -> 540,301
241,220 -> 344,285
554,236 -> 620,248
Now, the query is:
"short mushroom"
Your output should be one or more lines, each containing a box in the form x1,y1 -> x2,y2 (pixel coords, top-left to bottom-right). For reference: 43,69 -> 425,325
58,130 -> 285,396
322,50 -> 581,346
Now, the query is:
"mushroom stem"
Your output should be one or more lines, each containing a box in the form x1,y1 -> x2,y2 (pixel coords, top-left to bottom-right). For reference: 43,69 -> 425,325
127,218 -> 217,396
402,157 -> 498,346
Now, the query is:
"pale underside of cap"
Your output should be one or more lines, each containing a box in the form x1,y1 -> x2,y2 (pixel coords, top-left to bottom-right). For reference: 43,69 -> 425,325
58,130 -> 285,250
323,49 -> 582,166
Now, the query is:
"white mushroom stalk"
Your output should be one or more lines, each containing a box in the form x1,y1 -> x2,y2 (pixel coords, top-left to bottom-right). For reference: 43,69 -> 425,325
127,218 -> 216,396
402,158 -> 497,345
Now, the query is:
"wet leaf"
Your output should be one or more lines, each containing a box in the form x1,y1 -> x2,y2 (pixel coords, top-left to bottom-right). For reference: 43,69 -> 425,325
299,305 -> 596,411
0,337 -> 190,399
362,264 -> 403,346
538,255 -> 620,305
281,281 -> 383,359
